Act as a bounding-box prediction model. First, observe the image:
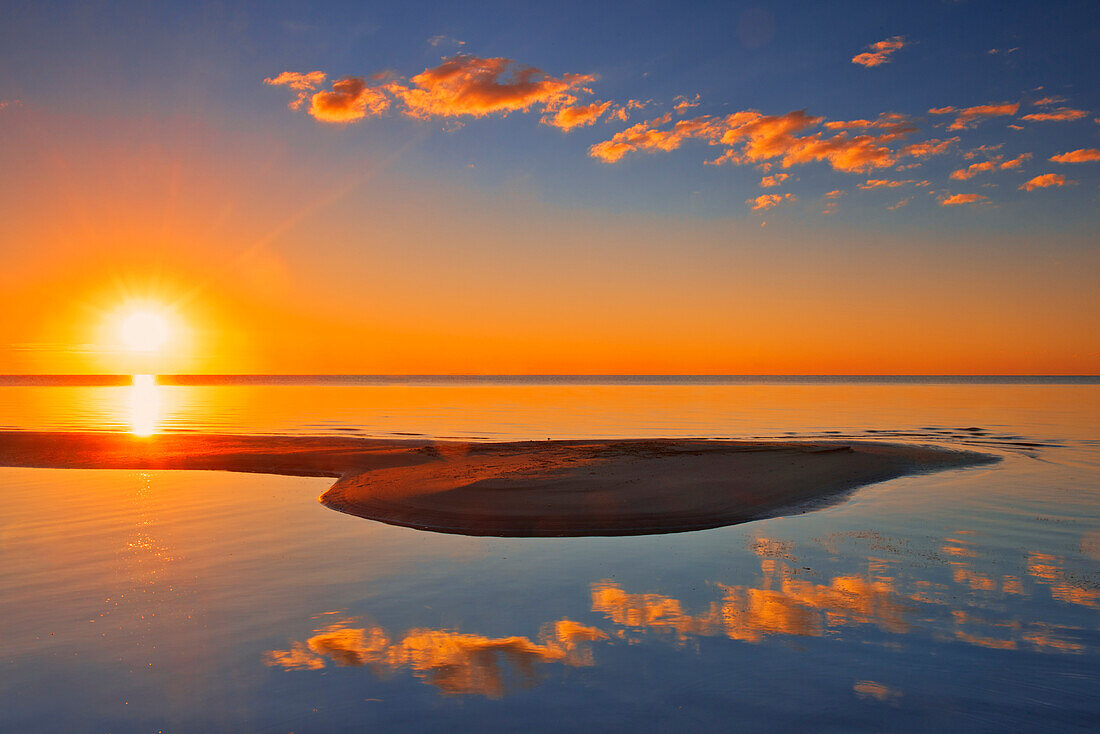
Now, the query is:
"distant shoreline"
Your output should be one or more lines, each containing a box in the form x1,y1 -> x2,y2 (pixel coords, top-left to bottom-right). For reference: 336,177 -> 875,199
0,431 -> 996,537
1,374 -> 1097,386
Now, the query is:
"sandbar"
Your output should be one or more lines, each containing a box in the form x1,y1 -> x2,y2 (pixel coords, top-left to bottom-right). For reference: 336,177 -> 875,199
0,432 -> 995,537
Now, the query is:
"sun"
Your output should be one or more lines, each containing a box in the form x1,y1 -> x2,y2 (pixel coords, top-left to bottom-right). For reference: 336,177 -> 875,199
119,309 -> 170,352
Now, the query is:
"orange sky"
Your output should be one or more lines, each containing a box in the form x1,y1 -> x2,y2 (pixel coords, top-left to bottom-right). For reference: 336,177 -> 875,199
1,4 -> 1098,374
0,107 -> 1096,374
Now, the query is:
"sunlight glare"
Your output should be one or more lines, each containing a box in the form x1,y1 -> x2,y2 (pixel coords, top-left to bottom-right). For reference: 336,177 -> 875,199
129,374 -> 160,436
120,310 -> 169,352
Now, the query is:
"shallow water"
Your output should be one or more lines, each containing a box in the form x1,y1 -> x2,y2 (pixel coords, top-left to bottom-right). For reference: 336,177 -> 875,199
0,380 -> 1097,732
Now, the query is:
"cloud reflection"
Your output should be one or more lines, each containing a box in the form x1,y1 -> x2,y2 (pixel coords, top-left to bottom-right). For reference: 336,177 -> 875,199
266,618 -> 607,698
268,533 -> 1096,697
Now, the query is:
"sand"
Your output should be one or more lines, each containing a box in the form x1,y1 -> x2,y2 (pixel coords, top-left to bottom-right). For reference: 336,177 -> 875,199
0,432 -> 994,537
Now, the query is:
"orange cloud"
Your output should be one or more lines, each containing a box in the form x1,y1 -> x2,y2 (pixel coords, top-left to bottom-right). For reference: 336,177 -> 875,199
951,152 -> 1031,180
391,55 -> 596,119
542,100 -> 612,131
308,77 -> 390,122
852,36 -> 906,67
930,103 -> 1019,131
722,111 -> 912,172
941,193 -> 989,206
610,99 -> 647,122
999,152 -> 1032,169
887,198 -> 910,210
673,94 -> 702,113
760,173 -> 790,187
964,143 -> 1003,160
748,193 -> 795,210
899,137 -> 959,158
1033,96 -> 1067,106
1050,148 -> 1100,163
271,56 -> 599,126
824,189 -> 845,198
1019,173 -> 1066,191
950,160 -> 998,180
591,108 -> 911,172
265,70 -> 326,90
1020,108 -> 1088,122
859,179 -> 913,189
264,70 -> 327,110
823,113 -> 913,135
588,114 -> 717,163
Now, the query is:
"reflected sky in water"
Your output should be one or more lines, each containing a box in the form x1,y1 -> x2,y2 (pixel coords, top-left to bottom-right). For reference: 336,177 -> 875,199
0,383 -> 1097,731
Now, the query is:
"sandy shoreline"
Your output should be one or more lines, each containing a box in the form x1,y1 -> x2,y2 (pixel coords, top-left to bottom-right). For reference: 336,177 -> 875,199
0,432 -> 996,536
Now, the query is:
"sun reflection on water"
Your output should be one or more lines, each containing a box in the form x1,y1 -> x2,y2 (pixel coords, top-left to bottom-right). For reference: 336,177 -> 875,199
128,374 -> 160,436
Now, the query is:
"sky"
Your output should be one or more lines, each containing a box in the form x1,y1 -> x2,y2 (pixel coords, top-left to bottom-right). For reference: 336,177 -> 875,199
0,0 -> 1097,374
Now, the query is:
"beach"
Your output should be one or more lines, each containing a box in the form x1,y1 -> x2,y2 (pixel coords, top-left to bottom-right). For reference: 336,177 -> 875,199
0,430 -> 992,536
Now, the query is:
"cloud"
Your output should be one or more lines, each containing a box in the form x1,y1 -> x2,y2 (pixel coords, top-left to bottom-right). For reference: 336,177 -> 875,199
929,103 -> 1019,131
999,152 -> 1032,170
1050,149 -> 1100,163
588,113 -> 716,163
428,34 -> 465,48
950,152 -> 1032,180
721,112 -> 915,172
950,160 -> 997,180
822,113 -> 913,134
963,143 -> 1003,160
542,100 -> 612,131
887,198 -> 910,210
900,137 -> 959,158
309,77 -> 390,122
391,55 -> 597,119
591,108 -> 914,173
759,173 -> 790,187
610,99 -> 647,122
1033,96 -> 1067,106
823,189 -> 845,198
264,70 -> 327,110
859,179 -> 913,189
748,193 -> 795,210
1019,173 -> 1066,191
269,56 -> 599,125
673,94 -> 702,113
941,193 -> 989,206
264,70 -> 326,90
1020,108 -> 1088,122
852,36 -> 906,67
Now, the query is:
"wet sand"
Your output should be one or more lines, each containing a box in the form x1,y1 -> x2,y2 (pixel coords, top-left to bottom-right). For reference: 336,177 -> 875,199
0,432 -> 994,536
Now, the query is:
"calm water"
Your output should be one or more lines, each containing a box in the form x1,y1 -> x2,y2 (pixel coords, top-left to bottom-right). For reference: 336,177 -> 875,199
0,379 -> 1097,732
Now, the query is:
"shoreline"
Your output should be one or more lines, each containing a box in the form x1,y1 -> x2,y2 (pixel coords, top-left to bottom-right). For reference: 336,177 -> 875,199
0,431 -> 998,537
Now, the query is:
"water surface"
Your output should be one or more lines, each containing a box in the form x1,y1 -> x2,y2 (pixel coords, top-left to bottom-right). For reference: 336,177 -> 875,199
0,379 -> 1096,731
